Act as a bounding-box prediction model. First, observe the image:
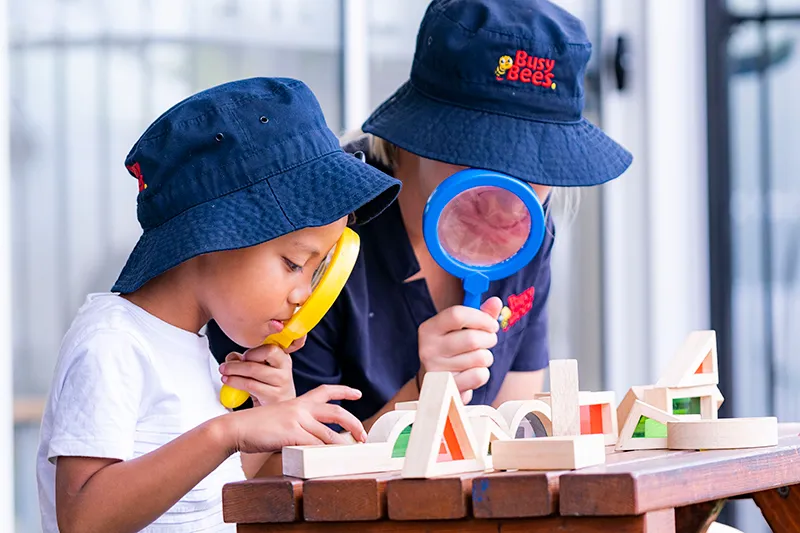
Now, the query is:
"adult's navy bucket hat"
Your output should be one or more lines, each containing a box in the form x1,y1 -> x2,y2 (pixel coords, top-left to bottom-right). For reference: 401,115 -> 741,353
362,0 -> 632,186
112,77 -> 401,294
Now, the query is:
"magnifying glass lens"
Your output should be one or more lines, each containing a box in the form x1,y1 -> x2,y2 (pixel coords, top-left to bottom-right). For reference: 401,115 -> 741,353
310,244 -> 336,292
437,186 -> 531,266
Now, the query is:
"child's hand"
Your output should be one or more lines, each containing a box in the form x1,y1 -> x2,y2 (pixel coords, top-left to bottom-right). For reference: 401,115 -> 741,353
219,337 -> 306,405
228,385 -> 367,453
417,297 -> 503,403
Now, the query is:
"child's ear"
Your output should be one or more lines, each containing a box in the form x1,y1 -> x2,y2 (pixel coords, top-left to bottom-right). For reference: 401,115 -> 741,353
347,212 -> 357,226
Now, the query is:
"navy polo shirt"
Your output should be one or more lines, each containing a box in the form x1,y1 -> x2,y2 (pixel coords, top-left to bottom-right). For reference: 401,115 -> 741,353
207,138 -> 554,421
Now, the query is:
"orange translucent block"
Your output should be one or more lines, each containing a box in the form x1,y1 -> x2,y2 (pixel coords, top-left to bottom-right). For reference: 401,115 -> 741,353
436,404 -> 467,462
580,404 -> 605,435
695,353 -> 714,374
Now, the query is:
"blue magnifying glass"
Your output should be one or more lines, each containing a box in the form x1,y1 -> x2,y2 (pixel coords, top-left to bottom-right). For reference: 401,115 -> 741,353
422,168 -> 546,404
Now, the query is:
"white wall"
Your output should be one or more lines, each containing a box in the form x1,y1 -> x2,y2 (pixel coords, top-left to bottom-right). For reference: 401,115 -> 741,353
1,0 -> 16,528
602,0 -> 710,395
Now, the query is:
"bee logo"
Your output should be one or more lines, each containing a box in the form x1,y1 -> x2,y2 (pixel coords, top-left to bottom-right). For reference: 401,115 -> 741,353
495,55 -> 514,80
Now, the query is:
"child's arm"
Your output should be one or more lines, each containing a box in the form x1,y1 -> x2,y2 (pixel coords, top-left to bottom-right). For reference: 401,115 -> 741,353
55,386 -> 365,533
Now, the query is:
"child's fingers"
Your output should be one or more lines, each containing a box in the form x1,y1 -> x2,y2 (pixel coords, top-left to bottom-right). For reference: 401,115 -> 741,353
300,418 -> 354,445
221,361 -> 287,386
286,335 -> 307,354
220,375 -> 285,402
302,384 -> 362,404
310,403 -> 367,443
224,352 -> 244,363
241,345 -> 291,369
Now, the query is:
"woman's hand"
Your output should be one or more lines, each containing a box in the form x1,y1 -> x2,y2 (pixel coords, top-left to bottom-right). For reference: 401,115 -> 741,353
417,297 -> 503,403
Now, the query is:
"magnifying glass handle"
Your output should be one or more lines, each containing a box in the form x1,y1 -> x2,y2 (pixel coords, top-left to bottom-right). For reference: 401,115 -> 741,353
461,274 -> 492,405
219,333 -> 295,409
462,273 -> 490,309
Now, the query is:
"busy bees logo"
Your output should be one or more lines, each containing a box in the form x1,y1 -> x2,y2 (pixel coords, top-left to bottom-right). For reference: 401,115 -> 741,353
495,50 -> 556,90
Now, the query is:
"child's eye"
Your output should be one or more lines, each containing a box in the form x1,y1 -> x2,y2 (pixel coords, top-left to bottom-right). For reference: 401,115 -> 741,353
282,257 -> 303,273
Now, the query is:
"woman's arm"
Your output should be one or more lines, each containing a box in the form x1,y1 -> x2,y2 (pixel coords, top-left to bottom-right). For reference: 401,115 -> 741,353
491,369 -> 546,407
362,377 -> 419,431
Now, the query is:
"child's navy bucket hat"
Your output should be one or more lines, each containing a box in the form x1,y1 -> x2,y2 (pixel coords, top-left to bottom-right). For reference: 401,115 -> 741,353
112,77 -> 401,294
362,0 -> 632,186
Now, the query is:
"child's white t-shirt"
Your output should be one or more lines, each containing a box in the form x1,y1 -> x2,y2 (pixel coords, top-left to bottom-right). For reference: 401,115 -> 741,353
36,293 -> 246,532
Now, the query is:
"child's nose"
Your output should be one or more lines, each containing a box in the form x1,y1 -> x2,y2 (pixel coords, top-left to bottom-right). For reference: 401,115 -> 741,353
289,282 -> 313,307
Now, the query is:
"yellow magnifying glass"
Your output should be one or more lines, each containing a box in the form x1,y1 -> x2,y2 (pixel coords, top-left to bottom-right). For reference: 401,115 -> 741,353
219,226 -> 361,409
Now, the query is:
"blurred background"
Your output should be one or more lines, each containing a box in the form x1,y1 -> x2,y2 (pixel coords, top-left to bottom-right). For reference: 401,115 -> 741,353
0,0 -> 798,531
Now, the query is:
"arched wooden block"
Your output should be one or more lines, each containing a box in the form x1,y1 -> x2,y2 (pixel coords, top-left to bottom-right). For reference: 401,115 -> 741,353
366,410 -> 416,464
497,400 -> 553,439
464,405 -> 511,435
471,416 -> 511,470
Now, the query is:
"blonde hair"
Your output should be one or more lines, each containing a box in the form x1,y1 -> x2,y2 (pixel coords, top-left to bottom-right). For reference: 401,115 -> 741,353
339,129 -> 398,170
337,130 -> 580,230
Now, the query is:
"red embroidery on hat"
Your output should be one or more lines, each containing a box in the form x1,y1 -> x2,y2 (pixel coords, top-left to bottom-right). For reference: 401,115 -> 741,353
495,50 -> 557,90
500,286 -> 535,331
126,162 -> 147,192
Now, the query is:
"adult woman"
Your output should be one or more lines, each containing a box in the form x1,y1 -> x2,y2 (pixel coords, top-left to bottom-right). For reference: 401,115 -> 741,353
208,0 -> 632,429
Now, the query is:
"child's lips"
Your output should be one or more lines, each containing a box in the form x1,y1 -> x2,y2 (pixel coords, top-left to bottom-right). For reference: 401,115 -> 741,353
268,319 -> 285,334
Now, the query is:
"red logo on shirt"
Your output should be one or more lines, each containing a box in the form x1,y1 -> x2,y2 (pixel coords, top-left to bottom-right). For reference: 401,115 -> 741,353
499,286 -> 535,332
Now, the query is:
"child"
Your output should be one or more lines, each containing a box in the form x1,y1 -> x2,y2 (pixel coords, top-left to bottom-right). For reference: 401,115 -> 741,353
35,77 -> 401,532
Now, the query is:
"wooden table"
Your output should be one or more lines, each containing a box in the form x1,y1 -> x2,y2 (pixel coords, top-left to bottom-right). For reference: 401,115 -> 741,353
222,423 -> 800,532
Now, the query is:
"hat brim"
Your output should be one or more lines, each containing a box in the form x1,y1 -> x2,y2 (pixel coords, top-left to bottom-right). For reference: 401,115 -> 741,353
363,81 -> 632,187
112,150 -> 400,294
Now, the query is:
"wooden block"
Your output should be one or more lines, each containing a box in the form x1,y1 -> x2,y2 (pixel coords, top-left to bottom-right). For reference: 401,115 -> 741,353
366,410 -> 416,461
401,372 -> 485,478
394,401 -> 418,411
496,399 -> 552,438
753,483 -> 800,533
282,443 -> 400,479
492,434 -> 606,471
617,385 -> 652,437
464,405 -> 511,434
549,359 -> 581,436
667,418 -> 778,450
579,391 -> 618,445
222,477 -> 303,523
643,384 -> 720,420
616,400 -> 680,451
471,416 -> 511,470
656,330 -> 719,387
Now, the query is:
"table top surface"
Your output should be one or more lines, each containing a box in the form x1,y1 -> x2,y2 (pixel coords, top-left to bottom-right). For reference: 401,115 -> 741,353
222,423 -> 800,525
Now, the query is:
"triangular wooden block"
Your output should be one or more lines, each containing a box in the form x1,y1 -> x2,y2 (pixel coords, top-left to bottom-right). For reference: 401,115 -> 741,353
616,386 -> 653,437
616,400 -> 680,451
471,416 -> 511,470
656,330 -> 719,387
402,372 -> 485,478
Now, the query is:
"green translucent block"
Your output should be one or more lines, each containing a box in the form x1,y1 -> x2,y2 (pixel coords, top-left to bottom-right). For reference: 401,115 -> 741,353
391,424 -> 412,458
632,416 -> 668,439
672,397 -> 701,415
